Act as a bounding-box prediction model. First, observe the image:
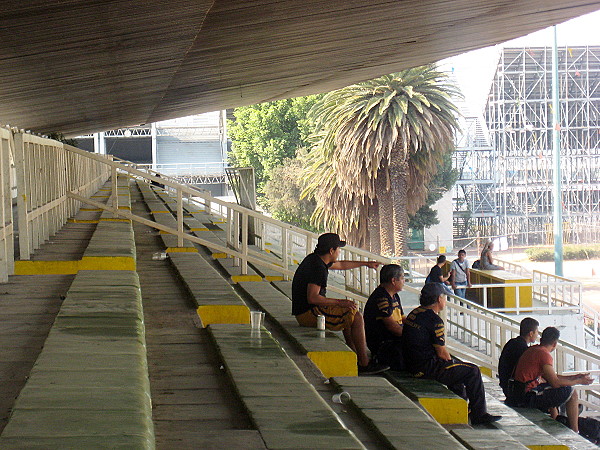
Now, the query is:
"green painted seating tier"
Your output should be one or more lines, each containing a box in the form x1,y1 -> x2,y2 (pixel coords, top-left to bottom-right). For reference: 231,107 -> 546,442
237,281 -> 357,377
208,324 -> 364,449
0,270 -> 154,449
514,408 -> 597,449
331,376 -> 466,449
168,252 -> 250,327
475,378 -> 571,449
384,371 -> 469,425
84,221 -> 136,259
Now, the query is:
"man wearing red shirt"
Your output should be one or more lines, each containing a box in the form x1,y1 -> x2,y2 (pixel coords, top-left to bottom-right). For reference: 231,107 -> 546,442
514,327 -> 593,432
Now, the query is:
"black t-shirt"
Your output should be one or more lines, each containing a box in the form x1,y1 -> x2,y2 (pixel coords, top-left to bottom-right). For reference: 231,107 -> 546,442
402,306 -> 445,375
498,336 -> 529,392
291,253 -> 331,315
364,286 -> 404,353
426,265 -> 443,283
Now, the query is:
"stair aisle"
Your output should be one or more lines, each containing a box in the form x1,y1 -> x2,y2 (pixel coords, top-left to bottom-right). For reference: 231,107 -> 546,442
131,187 -> 267,449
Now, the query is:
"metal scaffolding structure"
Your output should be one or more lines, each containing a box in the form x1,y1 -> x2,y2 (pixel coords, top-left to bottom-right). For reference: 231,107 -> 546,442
454,46 -> 600,245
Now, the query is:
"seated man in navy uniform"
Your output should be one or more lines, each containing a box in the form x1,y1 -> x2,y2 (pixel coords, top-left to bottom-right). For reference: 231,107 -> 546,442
364,264 -> 405,370
403,283 -> 501,425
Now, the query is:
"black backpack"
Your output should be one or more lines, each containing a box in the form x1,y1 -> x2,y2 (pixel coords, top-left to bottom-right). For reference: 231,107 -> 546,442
472,259 -> 481,269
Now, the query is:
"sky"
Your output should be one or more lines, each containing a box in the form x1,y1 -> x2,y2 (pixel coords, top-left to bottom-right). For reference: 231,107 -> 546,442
440,10 -> 600,112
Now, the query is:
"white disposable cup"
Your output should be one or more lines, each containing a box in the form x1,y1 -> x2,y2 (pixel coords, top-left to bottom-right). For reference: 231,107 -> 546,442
332,392 -> 351,404
250,311 -> 264,330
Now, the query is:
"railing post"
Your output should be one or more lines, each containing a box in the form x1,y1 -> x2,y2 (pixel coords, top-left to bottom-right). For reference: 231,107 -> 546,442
241,212 -> 248,275
177,188 -> 183,247
233,211 -> 240,267
14,133 -> 31,260
111,165 -> 118,215
226,208 -> 232,248
482,287 -> 488,309
282,227 -> 289,279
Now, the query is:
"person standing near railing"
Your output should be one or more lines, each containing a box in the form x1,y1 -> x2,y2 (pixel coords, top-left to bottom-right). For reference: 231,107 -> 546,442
450,249 -> 472,298
425,255 -> 453,295
291,233 -> 389,376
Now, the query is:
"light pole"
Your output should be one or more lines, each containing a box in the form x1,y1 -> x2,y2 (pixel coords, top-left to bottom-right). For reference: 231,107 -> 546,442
551,25 -> 564,276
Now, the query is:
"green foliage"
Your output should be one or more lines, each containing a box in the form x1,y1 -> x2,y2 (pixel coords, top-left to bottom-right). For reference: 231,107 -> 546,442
302,66 -> 460,247
409,151 -> 459,229
47,132 -> 78,147
526,244 -> 600,261
228,95 -> 322,190
262,156 -> 321,232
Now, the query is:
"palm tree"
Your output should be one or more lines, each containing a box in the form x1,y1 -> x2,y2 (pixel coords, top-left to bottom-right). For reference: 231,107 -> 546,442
303,65 -> 460,256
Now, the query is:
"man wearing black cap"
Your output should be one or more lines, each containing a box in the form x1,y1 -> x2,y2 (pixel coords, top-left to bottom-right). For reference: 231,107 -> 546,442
403,283 -> 502,425
292,233 -> 388,375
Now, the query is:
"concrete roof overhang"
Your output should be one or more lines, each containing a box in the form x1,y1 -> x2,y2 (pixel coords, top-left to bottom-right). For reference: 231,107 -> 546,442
0,0 -> 599,136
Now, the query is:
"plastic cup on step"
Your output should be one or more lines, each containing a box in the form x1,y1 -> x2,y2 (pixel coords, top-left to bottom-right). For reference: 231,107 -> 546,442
250,311 -> 264,330
332,392 -> 351,404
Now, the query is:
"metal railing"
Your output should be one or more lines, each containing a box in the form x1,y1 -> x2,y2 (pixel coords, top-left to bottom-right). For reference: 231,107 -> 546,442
7,135 -> 597,417
584,305 -> 600,347
137,162 -> 227,176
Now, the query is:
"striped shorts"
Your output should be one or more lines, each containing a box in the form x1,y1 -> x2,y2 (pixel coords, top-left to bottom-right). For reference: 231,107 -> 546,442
295,305 -> 357,331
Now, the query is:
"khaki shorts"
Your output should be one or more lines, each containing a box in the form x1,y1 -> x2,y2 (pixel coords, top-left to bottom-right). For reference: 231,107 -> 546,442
295,305 -> 357,331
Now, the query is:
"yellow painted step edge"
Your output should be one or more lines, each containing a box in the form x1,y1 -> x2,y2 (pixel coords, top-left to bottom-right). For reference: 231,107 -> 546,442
264,275 -> 284,282
418,397 -> 468,425
14,256 -> 135,275
197,305 -> 250,328
99,218 -> 131,223
307,351 -> 357,378
231,274 -> 263,283
68,219 -> 99,224
166,247 -> 198,253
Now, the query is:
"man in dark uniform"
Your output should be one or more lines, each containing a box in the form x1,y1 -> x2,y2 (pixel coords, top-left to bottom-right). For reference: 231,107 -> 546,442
498,317 -> 539,400
403,283 -> 502,425
364,264 -> 405,370
292,233 -> 388,375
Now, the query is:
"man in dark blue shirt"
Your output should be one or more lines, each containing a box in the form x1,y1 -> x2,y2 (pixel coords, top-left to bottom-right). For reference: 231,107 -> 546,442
498,317 -> 539,399
403,283 -> 501,425
364,264 -> 405,370
292,233 -> 387,375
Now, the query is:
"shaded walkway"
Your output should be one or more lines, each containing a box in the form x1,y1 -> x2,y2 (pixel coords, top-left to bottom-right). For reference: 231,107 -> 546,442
131,188 -> 265,448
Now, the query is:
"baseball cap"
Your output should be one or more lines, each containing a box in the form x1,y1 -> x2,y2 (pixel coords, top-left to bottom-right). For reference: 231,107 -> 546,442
315,233 -> 346,252
420,282 -> 447,306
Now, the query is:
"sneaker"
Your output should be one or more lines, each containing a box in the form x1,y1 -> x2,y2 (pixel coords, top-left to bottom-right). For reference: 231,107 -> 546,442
358,361 -> 390,376
470,413 -> 502,425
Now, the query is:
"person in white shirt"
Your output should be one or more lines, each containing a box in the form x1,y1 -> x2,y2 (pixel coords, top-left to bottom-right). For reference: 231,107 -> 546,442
450,249 -> 471,298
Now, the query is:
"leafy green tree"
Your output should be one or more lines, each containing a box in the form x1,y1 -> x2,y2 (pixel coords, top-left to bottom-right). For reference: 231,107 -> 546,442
48,132 -> 78,147
263,155 -> 320,232
228,95 -> 321,190
303,66 -> 460,255
409,151 -> 459,229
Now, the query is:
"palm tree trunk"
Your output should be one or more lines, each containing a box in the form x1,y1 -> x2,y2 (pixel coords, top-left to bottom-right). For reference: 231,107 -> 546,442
368,198 -> 381,254
389,155 -> 409,256
375,168 -> 394,256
